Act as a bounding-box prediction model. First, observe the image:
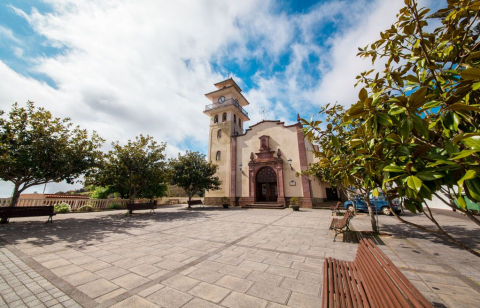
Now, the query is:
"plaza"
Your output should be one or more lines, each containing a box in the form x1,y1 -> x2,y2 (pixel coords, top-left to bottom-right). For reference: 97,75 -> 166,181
0,206 -> 479,308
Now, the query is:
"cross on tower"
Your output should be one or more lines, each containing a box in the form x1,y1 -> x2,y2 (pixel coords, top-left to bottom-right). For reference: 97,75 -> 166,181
260,107 -> 266,121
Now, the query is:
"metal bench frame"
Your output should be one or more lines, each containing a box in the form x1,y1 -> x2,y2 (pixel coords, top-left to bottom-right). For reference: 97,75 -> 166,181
187,200 -> 204,208
0,206 -> 56,223
329,210 -> 354,242
330,201 -> 343,215
126,201 -> 157,214
322,238 -> 433,308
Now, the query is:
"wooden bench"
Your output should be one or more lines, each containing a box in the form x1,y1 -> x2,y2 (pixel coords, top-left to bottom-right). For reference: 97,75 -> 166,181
126,201 -> 157,214
330,201 -> 343,215
0,206 -> 56,223
329,210 -> 354,242
187,200 -> 204,208
323,238 -> 432,308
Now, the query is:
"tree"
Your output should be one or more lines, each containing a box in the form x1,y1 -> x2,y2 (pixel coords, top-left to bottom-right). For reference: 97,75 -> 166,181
88,135 -> 169,202
169,151 -> 221,208
304,0 -> 480,256
302,104 -> 380,233
89,186 -> 112,199
0,102 -> 104,223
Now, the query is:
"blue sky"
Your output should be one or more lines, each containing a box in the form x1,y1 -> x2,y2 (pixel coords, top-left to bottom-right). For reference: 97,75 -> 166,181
0,0 -> 441,196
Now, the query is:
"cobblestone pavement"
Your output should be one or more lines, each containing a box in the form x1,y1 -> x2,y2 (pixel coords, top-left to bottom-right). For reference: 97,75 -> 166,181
0,247 -> 80,307
0,205 -> 479,308
352,209 -> 480,308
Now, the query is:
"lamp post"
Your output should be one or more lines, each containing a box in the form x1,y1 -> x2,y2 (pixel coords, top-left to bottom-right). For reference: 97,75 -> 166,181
287,158 -> 292,170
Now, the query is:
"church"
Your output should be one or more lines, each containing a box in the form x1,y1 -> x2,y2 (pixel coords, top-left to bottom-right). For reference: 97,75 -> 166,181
203,78 -> 338,208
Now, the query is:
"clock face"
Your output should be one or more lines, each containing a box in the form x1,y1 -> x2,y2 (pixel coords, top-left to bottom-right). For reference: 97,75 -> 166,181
218,96 -> 225,104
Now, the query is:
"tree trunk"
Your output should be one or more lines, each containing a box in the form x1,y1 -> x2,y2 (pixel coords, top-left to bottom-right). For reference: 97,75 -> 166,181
364,194 -> 379,234
433,192 -> 480,227
384,194 -> 480,258
187,194 -> 192,209
1,184 -> 21,224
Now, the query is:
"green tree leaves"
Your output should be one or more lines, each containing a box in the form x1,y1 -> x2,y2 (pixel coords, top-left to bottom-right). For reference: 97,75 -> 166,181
0,102 -> 104,215
169,151 -> 221,207
88,135 -> 168,202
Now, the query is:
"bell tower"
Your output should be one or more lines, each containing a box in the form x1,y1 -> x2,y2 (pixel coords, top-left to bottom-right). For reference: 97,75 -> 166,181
203,78 -> 250,202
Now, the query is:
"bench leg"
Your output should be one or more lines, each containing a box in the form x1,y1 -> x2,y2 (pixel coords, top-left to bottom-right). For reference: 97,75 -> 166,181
46,216 -> 53,224
333,231 -> 338,242
150,209 -> 155,213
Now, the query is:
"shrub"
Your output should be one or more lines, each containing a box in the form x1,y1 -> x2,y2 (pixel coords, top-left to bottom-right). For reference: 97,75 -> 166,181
220,197 -> 230,204
77,205 -> 94,212
289,197 -> 301,206
54,203 -> 70,213
108,202 -> 122,210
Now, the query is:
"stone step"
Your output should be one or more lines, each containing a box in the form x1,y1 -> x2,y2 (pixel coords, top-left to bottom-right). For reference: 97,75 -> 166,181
244,203 -> 285,209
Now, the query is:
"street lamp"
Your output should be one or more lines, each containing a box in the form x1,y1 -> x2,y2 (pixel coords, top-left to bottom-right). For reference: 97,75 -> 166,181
287,158 -> 292,169
239,163 -> 243,171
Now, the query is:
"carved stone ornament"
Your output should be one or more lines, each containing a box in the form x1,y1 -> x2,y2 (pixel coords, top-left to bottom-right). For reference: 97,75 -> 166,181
250,152 -> 255,162
277,148 -> 281,158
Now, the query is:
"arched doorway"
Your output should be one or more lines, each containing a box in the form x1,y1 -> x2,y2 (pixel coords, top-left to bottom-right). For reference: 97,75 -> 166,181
256,167 -> 277,202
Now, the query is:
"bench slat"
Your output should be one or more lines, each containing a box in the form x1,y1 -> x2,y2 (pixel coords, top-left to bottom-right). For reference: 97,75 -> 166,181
363,239 -> 432,308
323,239 -> 432,308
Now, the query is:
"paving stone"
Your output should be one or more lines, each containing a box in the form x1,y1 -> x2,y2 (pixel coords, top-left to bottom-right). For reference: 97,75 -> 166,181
219,265 -> 252,279
112,258 -> 138,270
188,268 -> 224,283
63,271 -> 99,286
221,291 -> 268,308
280,277 -> 320,296
76,278 -> 119,298
155,259 -> 184,271
112,273 -> 150,290
69,256 -> 97,266
277,254 -> 305,263
189,282 -> 231,303
216,275 -> 253,293
129,264 -> 160,277
290,262 -> 322,274
163,274 -> 200,291
182,297 -> 223,308
41,259 -> 71,269
111,295 -> 158,308
137,284 -> 165,297
239,260 -> 269,272
146,286 -> 192,308
247,282 -> 291,304
197,260 -> 226,271
94,288 -> 126,304
95,266 -> 130,280
80,260 -> 112,272
247,270 -> 284,287
266,265 -> 299,279
287,292 -> 320,308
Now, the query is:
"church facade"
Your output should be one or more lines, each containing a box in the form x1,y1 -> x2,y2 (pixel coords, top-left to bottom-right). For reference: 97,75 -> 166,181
203,78 -> 337,208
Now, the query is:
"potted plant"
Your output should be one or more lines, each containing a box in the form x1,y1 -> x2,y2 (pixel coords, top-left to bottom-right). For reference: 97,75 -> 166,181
221,197 -> 230,208
290,197 -> 301,211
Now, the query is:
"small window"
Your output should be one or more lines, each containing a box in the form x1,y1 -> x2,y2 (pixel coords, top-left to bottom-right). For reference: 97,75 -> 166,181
239,119 -> 242,128
217,129 -> 222,138
222,113 -> 227,122
214,114 -> 218,124
233,114 -> 236,124
216,151 -> 221,160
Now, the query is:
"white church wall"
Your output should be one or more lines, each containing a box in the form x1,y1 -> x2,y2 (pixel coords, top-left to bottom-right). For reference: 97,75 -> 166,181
235,121 -> 305,198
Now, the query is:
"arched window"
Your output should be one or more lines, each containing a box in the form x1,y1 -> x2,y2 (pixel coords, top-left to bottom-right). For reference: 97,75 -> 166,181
214,114 -> 218,124
239,119 -> 242,128
222,113 -> 227,122
216,151 -> 221,160
233,114 -> 237,124
217,129 -> 222,138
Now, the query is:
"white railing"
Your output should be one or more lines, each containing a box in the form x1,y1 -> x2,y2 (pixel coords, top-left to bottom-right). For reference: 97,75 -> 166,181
0,197 -> 203,210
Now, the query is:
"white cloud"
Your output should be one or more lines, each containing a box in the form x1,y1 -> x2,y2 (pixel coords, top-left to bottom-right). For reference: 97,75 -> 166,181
0,0 -> 445,197
0,25 -> 22,44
